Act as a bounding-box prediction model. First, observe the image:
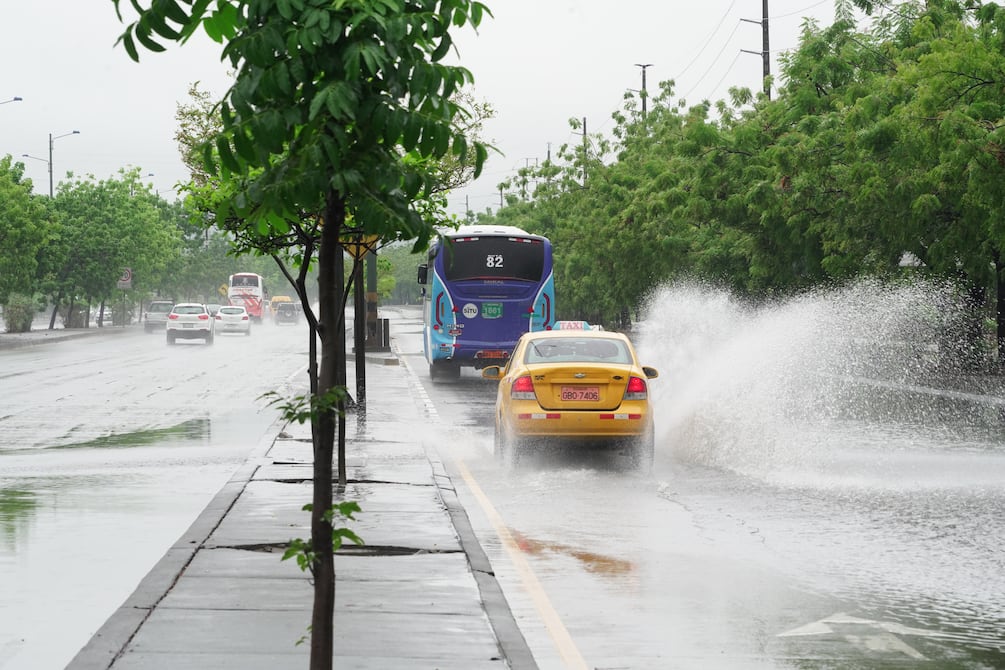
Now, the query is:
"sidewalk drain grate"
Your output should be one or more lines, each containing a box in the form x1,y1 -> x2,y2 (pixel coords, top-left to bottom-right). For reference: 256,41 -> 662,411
215,543 -> 460,557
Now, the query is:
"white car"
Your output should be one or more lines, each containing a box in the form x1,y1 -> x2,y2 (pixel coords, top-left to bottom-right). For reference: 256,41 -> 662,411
215,305 -> 251,335
144,300 -> 174,333
166,303 -> 214,345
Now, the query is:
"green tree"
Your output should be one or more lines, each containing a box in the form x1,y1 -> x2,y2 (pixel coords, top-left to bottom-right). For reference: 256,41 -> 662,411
0,155 -> 52,329
475,0 -> 1004,357
381,242 -> 425,304
114,2 -> 489,667
48,169 -> 181,326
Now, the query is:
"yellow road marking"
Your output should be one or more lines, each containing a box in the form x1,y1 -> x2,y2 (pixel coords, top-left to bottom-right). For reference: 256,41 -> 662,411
455,459 -> 590,670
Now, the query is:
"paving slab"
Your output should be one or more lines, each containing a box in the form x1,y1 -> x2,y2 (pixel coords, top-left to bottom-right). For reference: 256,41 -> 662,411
159,569 -> 484,616
122,608 -> 502,659
112,653 -> 504,670
67,341 -> 538,670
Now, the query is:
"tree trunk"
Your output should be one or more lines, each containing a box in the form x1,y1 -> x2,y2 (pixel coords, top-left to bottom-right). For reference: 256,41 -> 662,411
49,289 -> 62,330
963,283 -> 987,372
335,248 -> 348,485
310,193 -> 346,670
353,258 -> 367,415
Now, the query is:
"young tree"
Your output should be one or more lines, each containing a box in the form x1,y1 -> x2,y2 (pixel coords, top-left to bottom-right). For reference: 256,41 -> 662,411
113,2 -> 489,668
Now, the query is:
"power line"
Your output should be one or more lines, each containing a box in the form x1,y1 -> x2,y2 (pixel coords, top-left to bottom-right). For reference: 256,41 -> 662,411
771,0 -> 831,20
681,20 -> 743,100
676,0 -> 740,79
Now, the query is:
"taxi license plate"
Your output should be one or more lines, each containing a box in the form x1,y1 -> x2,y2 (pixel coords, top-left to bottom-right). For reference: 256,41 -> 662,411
183,323 -> 194,328
561,386 -> 599,401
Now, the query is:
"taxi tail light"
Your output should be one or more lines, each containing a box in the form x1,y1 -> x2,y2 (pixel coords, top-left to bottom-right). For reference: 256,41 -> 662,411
623,376 -> 648,400
168,313 -> 179,320
511,375 -> 537,400
198,314 -> 209,320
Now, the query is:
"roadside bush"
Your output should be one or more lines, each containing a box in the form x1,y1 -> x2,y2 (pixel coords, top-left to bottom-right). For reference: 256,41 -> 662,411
2,293 -> 35,333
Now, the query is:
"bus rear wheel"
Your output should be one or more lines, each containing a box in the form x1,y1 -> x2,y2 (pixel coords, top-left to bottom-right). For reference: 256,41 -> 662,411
429,360 -> 460,380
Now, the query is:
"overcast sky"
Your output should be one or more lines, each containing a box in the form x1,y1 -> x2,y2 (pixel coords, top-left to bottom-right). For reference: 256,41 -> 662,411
1,1 -> 839,217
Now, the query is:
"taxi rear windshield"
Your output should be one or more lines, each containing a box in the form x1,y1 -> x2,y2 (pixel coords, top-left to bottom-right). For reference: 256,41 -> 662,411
525,338 -> 632,364
442,237 -> 544,282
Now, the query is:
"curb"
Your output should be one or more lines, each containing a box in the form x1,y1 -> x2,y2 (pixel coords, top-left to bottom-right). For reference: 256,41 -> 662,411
65,414 -> 284,670
0,327 -> 135,350
426,448 -> 540,670
393,343 -> 539,669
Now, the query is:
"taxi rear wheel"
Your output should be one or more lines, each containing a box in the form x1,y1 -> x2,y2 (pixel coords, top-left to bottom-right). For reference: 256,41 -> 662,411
496,421 -> 523,468
630,428 -> 655,473
493,422 -> 504,460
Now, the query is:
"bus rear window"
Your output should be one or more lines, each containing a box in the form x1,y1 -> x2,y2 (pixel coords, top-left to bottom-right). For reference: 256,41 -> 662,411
443,237 -> 544,282
231,275 -> 259,287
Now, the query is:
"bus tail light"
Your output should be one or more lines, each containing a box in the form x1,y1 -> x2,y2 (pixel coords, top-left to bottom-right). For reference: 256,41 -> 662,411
434,292 -> 445,327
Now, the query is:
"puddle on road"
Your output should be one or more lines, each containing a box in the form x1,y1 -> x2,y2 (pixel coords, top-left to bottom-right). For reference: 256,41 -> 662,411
50,418 -> 211,451
0,490 -> 37,527
509,528 -> 635,577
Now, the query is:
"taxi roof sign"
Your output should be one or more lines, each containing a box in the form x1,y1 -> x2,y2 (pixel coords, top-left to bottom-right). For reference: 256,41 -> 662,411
554,320 -> 603,331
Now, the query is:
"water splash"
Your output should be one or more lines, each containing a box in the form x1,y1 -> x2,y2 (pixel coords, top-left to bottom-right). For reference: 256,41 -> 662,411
635,278 -> 1003,483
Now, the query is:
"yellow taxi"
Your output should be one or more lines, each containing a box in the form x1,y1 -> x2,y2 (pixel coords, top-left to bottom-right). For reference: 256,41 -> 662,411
482,329 -> 659,470
269,295 -> 293,317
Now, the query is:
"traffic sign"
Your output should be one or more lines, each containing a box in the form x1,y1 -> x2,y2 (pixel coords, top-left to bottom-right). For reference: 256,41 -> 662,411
341,234 -> 380,259
117,267 -> 133,290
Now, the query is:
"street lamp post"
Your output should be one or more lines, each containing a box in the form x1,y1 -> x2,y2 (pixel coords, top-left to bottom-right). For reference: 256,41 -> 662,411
1,96 -> 23,105
21,152 -> 50,190
48,131 -> 80,198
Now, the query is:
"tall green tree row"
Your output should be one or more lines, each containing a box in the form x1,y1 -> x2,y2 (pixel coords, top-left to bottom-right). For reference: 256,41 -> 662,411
0,153 -> 305,331
0,157 -> 52,312
477,0 -> 1005,354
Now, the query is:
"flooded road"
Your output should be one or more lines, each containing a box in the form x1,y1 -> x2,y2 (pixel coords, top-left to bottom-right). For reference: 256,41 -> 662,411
0,322 -> 310,669
388,280 -> 1005,670
3,285 -> 1003,669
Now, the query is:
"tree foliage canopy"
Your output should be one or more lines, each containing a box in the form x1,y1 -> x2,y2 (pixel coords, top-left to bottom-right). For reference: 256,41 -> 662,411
476,0 -> 1005,332
117,0 -> 488,249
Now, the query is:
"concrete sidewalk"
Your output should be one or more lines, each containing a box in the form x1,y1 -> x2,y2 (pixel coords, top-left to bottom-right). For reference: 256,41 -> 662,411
0,324 -> 136,349
66,350 -> 535,669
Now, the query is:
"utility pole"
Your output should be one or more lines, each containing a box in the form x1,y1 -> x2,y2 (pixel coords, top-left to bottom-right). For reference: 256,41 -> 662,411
634,63 -> 653,118
576,117 -> 588,186
741,0 -> 771,99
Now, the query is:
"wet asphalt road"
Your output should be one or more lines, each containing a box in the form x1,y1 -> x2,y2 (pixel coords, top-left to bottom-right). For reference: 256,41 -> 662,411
386,302 -> 1005,670
0,321 -> 309,669
3,301 -> 1005,670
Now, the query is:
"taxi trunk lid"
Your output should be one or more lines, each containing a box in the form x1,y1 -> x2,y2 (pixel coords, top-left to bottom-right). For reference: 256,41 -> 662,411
528,364 -> 629,411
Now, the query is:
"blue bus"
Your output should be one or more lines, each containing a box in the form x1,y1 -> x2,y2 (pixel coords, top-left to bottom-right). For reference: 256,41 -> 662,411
417,225 -> 556,379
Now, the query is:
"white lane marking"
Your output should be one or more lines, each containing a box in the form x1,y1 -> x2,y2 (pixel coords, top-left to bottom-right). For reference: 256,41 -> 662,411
396,342 -> 590,668
456,459 -> 591,670
779,612 -> 953,660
